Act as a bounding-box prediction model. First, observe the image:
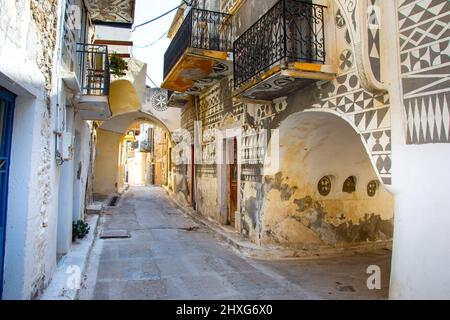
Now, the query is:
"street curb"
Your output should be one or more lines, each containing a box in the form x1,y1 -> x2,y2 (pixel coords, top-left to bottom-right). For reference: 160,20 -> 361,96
166,190 -> 392,261
39,213 -> 100,300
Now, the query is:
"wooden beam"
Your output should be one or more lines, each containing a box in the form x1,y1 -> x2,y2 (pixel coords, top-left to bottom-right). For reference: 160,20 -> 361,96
110,53 -> 131,58
94,39 -> 133,46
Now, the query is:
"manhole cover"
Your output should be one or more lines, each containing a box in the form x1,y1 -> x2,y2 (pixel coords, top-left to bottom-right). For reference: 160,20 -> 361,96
100,230 -> 130,239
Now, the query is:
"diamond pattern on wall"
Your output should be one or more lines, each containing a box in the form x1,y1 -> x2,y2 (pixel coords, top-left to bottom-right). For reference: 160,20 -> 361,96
399,0 -> 450,144
368,0 -> 382,82
405,92 -> 450,144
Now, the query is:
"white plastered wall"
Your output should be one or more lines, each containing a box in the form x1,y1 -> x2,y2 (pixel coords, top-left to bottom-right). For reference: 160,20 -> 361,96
0,0 -> 64,299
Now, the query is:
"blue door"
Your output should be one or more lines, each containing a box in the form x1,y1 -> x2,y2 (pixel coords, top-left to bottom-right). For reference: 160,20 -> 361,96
0,87 -> 15,299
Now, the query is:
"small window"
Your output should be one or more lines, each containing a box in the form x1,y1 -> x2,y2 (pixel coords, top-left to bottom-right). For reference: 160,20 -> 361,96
318,176 -> 332,196
367,180 -> 379,197
343,176 -> 357,193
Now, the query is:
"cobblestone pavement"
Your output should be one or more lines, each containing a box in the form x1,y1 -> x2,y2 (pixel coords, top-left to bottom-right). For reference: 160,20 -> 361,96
79,186 -> 391,300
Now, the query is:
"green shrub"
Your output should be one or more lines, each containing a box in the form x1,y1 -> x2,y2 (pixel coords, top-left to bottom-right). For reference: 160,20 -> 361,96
109,54 -> 128,77
72,220 -> 90,242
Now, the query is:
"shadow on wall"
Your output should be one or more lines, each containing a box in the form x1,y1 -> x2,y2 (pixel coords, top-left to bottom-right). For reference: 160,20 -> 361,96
245,111 -> 394,249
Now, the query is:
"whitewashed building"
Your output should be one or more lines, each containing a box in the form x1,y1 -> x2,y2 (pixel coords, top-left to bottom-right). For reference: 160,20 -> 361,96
0,0 -> 139,299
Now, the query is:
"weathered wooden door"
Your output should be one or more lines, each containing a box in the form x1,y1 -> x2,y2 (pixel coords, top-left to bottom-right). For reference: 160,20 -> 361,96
0,87 -> 15,298
229,138 -> 238,228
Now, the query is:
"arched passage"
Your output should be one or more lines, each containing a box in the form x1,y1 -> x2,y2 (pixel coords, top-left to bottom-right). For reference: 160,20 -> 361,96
258,110 -> 394,248
93,111 -> 174,198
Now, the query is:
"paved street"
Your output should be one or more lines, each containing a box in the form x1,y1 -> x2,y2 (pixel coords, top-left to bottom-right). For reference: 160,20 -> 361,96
79,186 -> 391,300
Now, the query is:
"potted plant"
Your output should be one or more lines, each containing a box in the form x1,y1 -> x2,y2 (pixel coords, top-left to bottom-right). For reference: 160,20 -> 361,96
109,53 -> 129,77
72,220 -> 90,242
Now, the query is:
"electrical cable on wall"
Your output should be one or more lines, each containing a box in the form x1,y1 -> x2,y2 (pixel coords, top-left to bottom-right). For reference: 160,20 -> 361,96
146,74 -> 159,88
132,5 -> 180,32
132,0 -> 195,32
133,30 -> 168,48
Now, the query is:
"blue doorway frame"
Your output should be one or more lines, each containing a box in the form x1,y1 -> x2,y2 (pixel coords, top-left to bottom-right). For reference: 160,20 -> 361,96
0,87 -> 15,299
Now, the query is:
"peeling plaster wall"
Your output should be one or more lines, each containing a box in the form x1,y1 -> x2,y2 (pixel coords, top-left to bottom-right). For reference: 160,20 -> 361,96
172,0 -> 396,251
240,181 -> 263,243
260,112 -> 394,249
176,71 -> 393,248
173,101 -> 196,204
173,167 -> 190,207
196,176 -> 218,220
176,84 -> 394,250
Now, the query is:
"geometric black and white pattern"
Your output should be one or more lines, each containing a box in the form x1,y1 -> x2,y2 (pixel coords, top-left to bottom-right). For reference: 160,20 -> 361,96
313,67 -> 392,184
185,62 -> 232,95
144,88 -> 168,112
399,0 -> 450,144
87,0 -> 135,24
151,90 -> 168,112
339,49 -> 354,71
310,1 -> 394,184
368,0 -> 382,82
405,92 -> 449,144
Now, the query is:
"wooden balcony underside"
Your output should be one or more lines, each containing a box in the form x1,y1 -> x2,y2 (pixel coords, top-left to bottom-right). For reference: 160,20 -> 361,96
162,48 -> 232,95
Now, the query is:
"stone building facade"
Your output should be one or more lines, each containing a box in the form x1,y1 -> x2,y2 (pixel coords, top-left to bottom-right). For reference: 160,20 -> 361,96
164,0 -> 450,298
170,0 -> 394,250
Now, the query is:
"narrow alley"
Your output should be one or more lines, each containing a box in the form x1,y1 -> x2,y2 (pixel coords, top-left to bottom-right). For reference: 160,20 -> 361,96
79,187 -> 390,300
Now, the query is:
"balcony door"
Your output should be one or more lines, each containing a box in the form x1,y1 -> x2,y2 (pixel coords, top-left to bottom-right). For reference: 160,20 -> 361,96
286,0 -> 318,62
0,87 -> 15,298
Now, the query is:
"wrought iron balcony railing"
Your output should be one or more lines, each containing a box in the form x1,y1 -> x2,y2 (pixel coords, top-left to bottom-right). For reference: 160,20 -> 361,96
163,8 -> 232,79
233,0 -> 326,88
77,43 -> 110,96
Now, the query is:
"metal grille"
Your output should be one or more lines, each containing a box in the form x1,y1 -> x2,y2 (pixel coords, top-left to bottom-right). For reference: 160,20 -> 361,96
62,0 -> 88,82
233,0 -> 326,88
62,0 -> 78,74
163,8 -> 232,79
77,44 -> 110,96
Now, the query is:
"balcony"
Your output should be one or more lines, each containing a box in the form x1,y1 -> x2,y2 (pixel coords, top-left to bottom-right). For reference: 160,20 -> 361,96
161,8 -> 233,96
74,44 -> 112,120
233,0 -> 335,101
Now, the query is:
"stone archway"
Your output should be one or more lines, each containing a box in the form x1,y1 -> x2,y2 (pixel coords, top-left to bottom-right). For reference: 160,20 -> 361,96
257,110 -> 394,249
93,111 -> 174,197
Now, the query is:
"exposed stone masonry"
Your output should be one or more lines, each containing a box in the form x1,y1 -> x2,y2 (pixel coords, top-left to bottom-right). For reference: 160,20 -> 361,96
29,0 -> 58,298
30,0 -> 58,108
